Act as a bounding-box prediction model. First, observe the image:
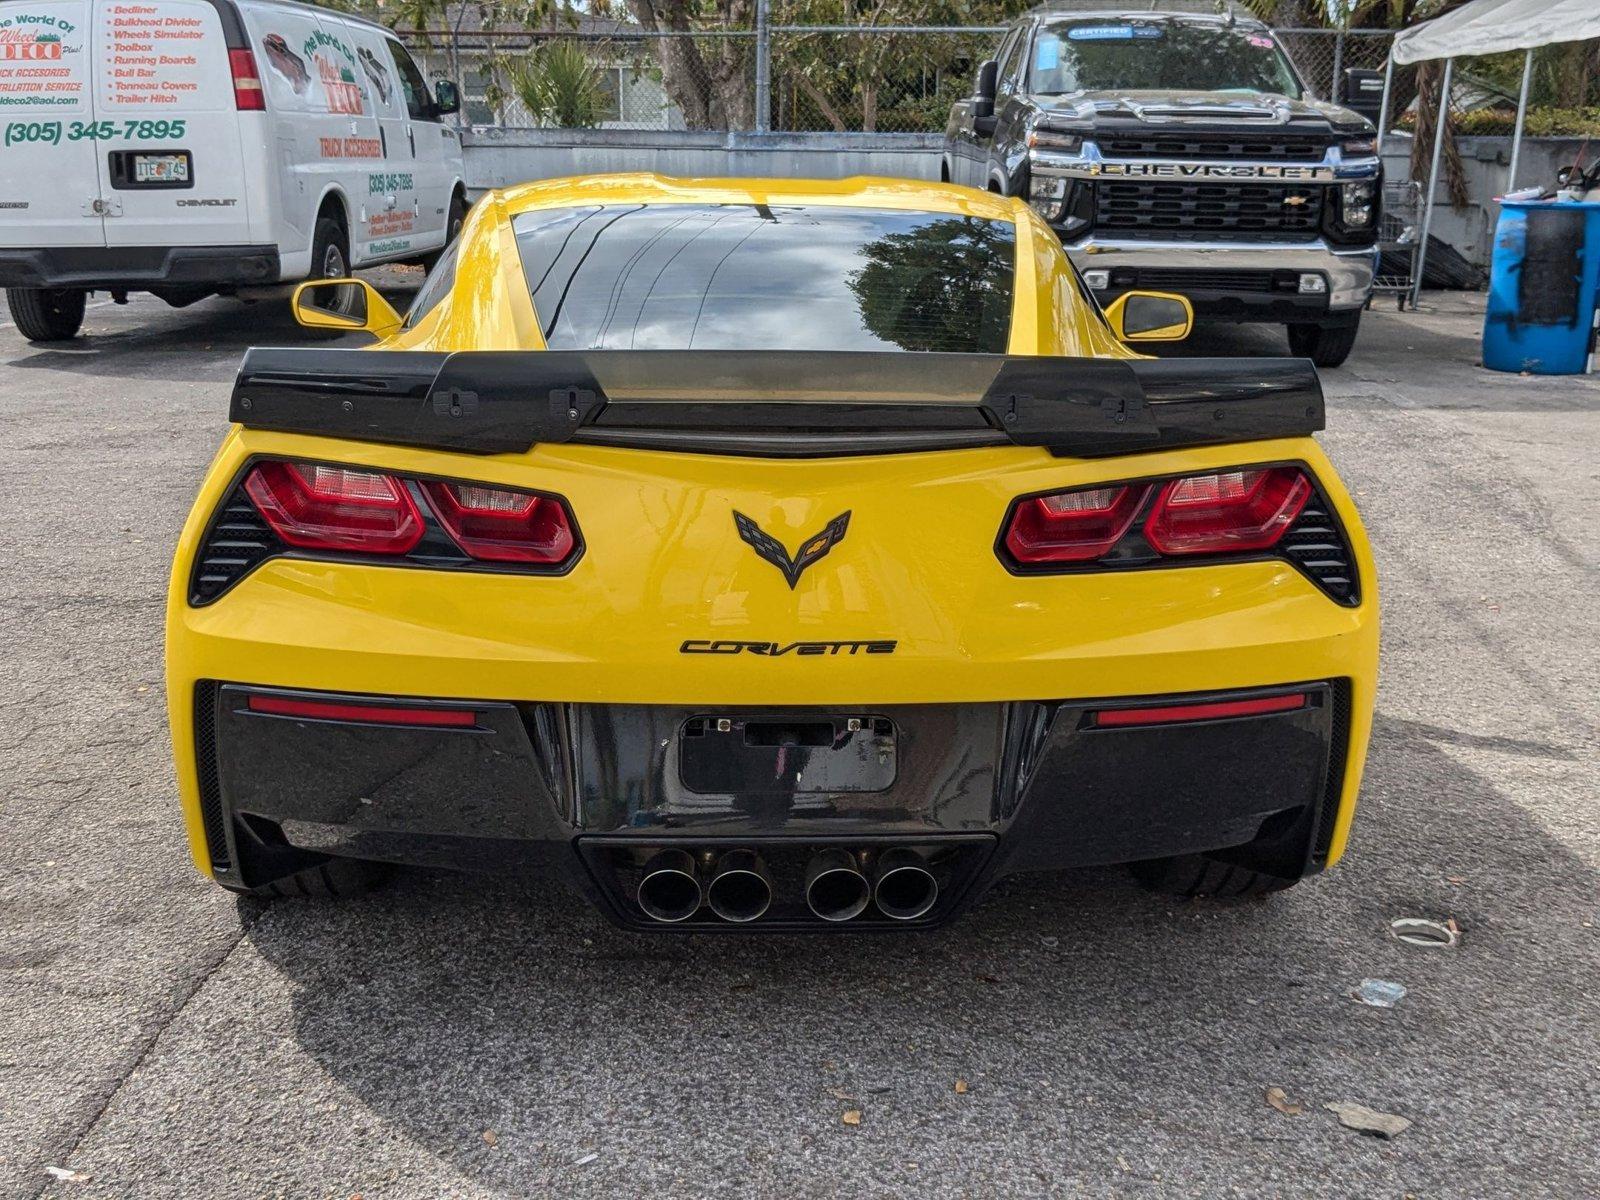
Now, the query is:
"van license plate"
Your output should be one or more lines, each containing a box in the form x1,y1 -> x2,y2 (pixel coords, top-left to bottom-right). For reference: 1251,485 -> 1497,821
133,154 -> 189,184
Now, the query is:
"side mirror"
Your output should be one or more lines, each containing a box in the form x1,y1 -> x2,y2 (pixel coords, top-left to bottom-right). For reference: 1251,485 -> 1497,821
433,79 -> 460,116
975,59 -> 999,104
1102,290 -> 1193,342
291,277 -> 404,340
1342,68 -> 1385,123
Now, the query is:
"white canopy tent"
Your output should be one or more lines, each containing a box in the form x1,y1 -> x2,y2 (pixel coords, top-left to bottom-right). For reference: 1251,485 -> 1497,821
1377,0 -> 1600,307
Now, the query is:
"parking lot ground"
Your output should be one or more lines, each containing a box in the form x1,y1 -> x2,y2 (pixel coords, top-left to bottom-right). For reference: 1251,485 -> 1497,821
1,286 -> 1596,1199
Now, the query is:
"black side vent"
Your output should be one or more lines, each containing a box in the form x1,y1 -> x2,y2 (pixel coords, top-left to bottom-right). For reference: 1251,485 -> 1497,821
1311,678 -> 1352,867
190,482 -> 281,605
1281,493 -> 1359,605
193,681 -> 231,874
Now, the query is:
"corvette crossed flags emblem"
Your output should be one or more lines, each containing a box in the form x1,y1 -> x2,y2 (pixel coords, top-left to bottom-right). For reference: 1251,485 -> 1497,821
733,511 -> 852,589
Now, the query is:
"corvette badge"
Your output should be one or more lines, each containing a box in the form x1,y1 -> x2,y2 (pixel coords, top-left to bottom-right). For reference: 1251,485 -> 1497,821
733,510 -> 851,589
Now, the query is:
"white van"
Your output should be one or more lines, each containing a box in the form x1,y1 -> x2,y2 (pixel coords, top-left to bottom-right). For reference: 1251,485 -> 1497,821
0,0 -> 465,339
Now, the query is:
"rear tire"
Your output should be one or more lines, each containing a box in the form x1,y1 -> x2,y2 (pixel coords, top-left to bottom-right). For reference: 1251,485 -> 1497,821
225,857 -> 388,900
307,215 -> 355,316
7,287 -> 87,341
421,190 -> 468,272
1287,315 -> 1360,367
1128,855 -> 1298,899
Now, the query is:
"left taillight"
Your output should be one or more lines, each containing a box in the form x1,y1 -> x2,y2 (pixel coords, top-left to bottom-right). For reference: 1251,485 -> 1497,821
245,461 -> 424,554
1001,465 -> 1315,568
228,48 -> 266,111
421,481 -> 576,564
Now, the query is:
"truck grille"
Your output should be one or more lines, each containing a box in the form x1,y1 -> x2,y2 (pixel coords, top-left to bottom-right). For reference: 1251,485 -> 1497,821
1095,181 -> 1323,241
1097,134 -> 1330,162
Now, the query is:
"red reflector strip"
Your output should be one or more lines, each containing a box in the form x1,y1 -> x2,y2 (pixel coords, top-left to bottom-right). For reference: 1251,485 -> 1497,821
1093,693 -> 1307,728
246,694 -> 477,727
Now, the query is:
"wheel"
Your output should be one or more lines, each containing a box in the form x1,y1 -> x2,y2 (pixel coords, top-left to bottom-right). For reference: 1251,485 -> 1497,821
421,190 -> 468,271
1287,315 -> 1360,368
307,215 -> 356,316
223,857 -> 389,900
1128,855 -> 1298,899
7,287 -> 86,341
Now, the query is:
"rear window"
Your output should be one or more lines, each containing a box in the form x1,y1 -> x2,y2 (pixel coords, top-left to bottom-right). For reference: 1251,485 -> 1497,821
511,204 -> 1016,353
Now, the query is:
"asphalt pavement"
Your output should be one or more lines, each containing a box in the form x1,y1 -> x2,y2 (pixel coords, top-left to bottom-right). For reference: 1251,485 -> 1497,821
0,284 -> 1596,1199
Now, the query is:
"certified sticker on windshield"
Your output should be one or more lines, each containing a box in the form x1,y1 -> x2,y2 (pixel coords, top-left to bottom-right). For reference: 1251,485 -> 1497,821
1066,24 -> 1164,41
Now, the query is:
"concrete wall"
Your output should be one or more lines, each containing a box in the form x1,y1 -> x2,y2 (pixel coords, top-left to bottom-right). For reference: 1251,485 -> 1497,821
462,128 -> 943,194
464,127 -> 1582,271
1382,134 -> 1590,268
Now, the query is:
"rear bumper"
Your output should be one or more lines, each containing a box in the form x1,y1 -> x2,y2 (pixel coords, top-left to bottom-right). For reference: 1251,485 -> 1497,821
194,680 -> 1352,930
1061,239 -> 1378,318
0,245 -> 281,290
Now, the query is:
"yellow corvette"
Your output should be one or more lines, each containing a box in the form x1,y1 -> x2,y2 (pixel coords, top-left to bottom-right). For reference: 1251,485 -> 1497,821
166,175 -> 1377,926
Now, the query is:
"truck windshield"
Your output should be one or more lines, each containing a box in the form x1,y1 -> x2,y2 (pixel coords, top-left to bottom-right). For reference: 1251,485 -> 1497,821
1030,21 -> 1303,99
511,204 -> 1015,353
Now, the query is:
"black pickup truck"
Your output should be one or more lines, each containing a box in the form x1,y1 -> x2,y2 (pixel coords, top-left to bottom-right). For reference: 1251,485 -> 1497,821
944,8 -> 1383,366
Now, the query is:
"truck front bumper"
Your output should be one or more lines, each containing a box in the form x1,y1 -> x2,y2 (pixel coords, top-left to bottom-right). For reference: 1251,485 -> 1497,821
1060,238 -> 1378,321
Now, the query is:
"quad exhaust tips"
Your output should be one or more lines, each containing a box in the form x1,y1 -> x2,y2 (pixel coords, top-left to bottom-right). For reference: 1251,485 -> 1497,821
634,846 -> 939,924
705,849 -> 773,923
874,848 -> 939,921
637,849 -> 702,923
805,849 -> 871,922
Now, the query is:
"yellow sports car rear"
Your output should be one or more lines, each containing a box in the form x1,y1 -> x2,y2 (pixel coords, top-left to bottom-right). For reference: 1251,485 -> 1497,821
166,175 -> 1376,925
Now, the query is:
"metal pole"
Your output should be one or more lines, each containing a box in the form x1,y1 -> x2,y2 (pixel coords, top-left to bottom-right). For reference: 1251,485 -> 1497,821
1411,56 -> 1454,311
1507,48 -> 1534,194
754,0 -> 771,135
1331,29 -> 1345,104
1375,51 -> 1395,157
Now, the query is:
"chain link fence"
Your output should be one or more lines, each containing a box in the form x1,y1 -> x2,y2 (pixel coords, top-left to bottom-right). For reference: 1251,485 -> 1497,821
401,26 -> 1415,136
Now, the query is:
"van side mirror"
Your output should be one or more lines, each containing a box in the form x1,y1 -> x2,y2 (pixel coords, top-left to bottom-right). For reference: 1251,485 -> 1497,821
291,278 -> 404,340
1102,291 -> 1193,342
433,79 -> 460,116
1342,68 -> 1385,123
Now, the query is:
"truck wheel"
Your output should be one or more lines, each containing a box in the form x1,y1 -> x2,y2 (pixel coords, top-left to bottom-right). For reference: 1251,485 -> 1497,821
224,857 -> 388,900
421,191 -> 468,271
1127,855 -> 1298,899
308,216 -> 356,316
7,287 -> 87,341
1287,316 -> 1360,368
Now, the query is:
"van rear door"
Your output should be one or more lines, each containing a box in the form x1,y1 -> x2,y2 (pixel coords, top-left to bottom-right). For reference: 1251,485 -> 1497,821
91,0 -> 254,246
0,0 -> 105,249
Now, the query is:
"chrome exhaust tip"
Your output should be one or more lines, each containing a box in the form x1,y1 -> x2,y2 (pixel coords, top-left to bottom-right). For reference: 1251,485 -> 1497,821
805,848 -> 871,922
874,848 -> 939,921
706,849 -> 772,923
637,849 -> 702,923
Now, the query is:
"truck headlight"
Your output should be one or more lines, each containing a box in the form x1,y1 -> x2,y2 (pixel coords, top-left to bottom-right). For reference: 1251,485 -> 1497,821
1340,181 -> 1375,228
1029,174 -> 1067,222
1027,130 -> 1084,152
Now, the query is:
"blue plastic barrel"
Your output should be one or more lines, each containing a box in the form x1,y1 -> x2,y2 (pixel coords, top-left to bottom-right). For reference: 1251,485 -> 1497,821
1483,199 -> 1600,375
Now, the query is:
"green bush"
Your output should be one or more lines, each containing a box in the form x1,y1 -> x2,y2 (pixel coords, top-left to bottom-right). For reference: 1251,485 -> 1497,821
1399,106 -> 1600,137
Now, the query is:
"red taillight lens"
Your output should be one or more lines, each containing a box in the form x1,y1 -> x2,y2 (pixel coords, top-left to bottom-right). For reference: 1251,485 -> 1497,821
247,694 -> 477,727
421,481 -> 575,564
1093,692 -> 1307,728
1003,484 -> 1147,564
244,461 -> 423,554
229,48 -> 265,111
1143,467 -> 1311,556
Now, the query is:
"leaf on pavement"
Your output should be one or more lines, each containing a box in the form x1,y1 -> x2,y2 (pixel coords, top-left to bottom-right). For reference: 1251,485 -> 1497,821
481,1130 -> 498,1147
841,1109 -> 862,1126
954,1079 -> 969,1095
1265,1086 -> 1303,1116
1325,1101 -> 1412,1139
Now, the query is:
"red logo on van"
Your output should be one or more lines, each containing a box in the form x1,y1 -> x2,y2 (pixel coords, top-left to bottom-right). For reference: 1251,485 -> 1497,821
0,30 -> 65,60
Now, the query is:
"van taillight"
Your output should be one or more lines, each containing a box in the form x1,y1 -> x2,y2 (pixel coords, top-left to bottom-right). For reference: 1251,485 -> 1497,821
229,49 -> 265,111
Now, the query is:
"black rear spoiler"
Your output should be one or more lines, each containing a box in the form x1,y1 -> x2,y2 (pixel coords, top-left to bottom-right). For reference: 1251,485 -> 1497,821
229,348 -> 1323,459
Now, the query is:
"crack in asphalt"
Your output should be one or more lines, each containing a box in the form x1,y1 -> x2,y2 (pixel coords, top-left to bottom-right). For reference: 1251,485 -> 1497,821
21,908 -> 265,1200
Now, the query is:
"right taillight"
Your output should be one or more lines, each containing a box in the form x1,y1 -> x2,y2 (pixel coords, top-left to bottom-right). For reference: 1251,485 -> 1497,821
228,48 -> 266,111
1001,465 -> 1327,577
1003,484 -> 1146,564
1144,467 -> 1311,555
